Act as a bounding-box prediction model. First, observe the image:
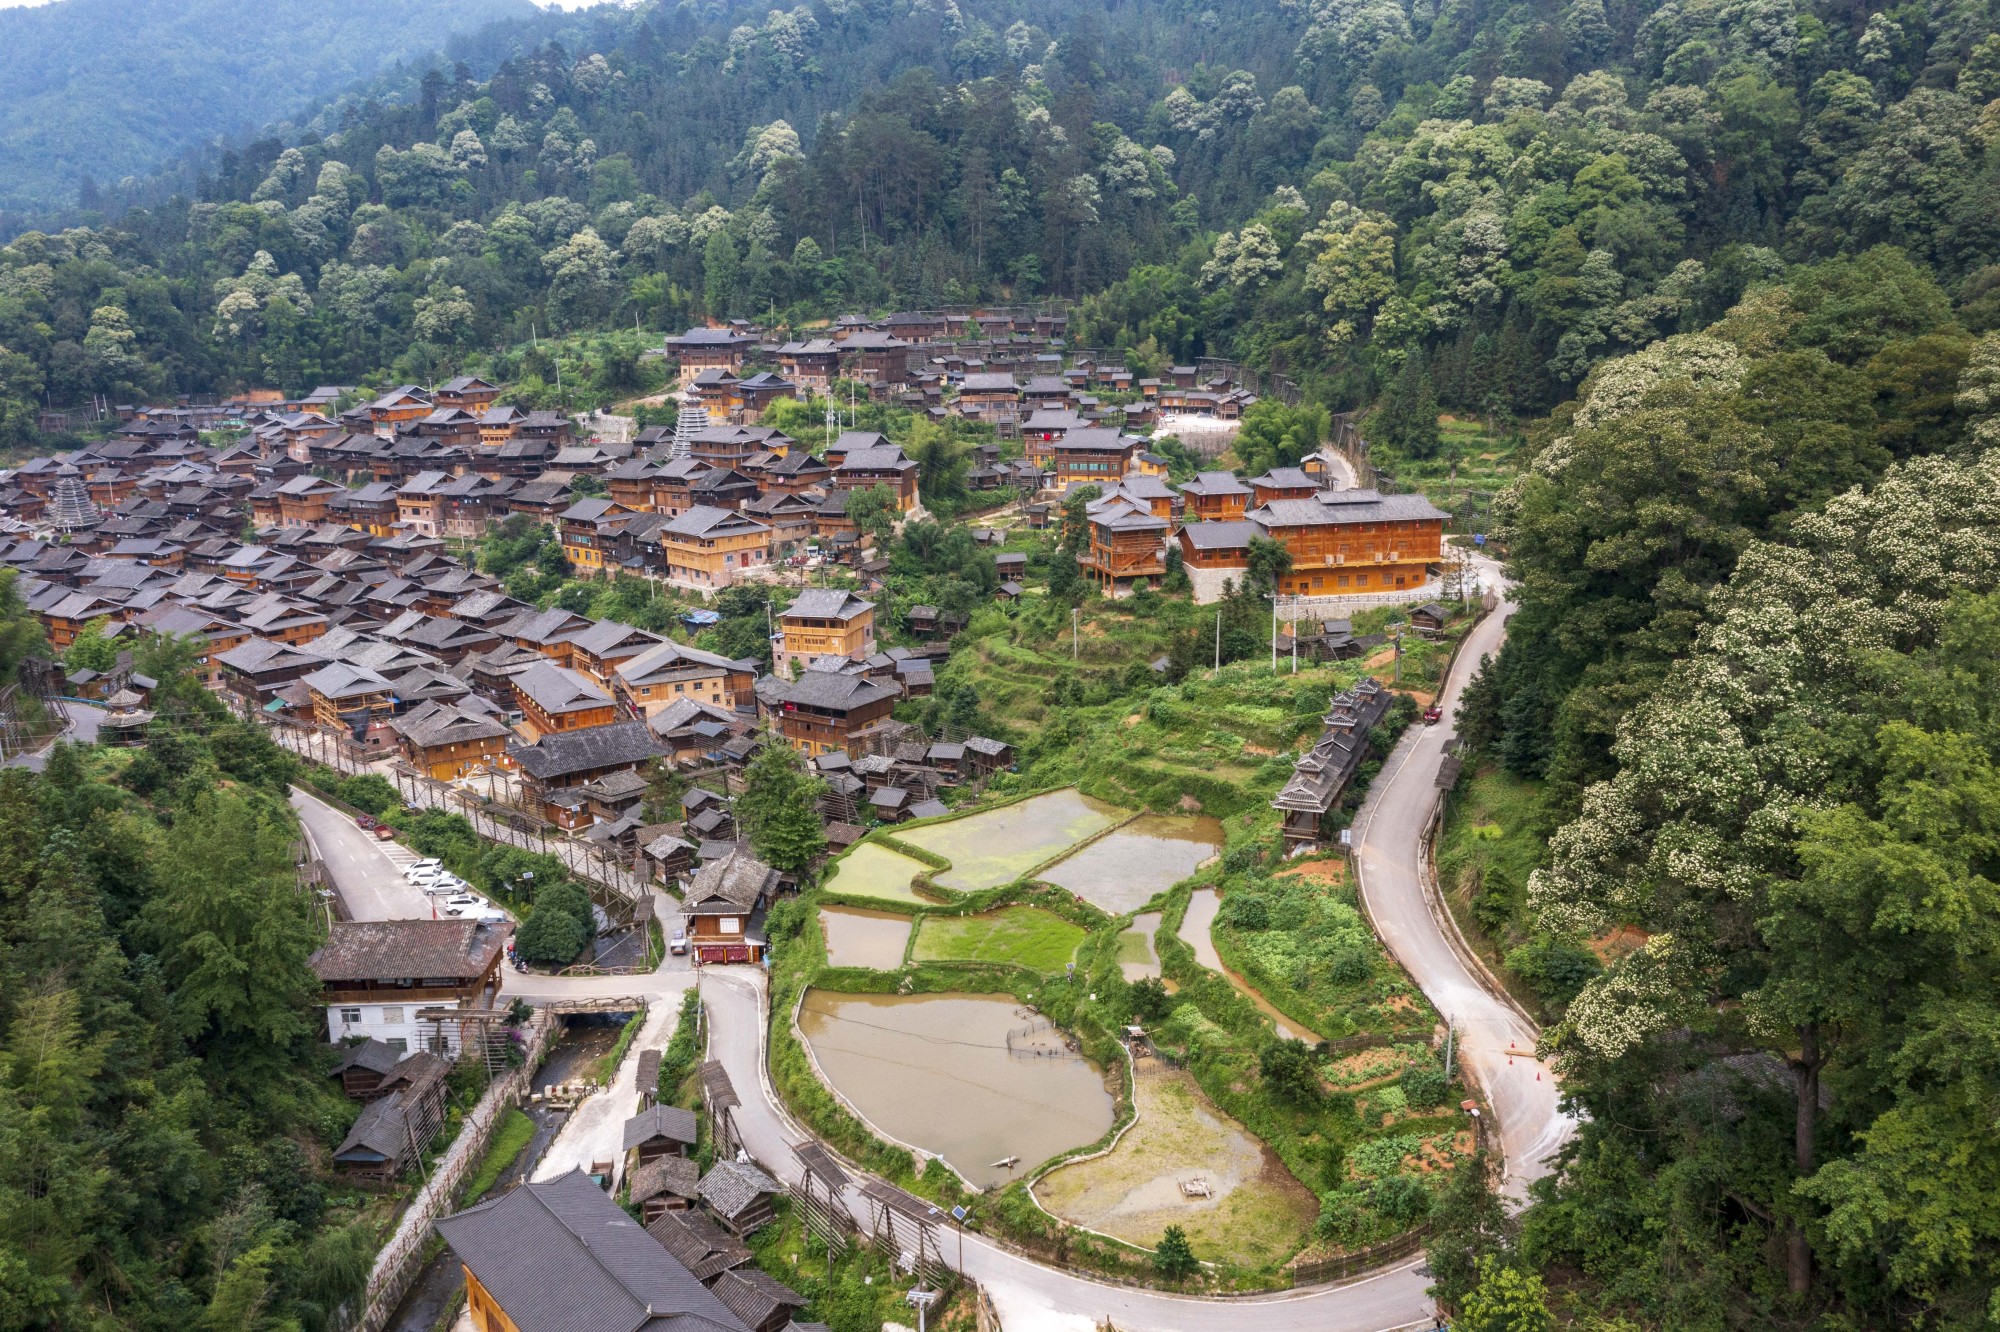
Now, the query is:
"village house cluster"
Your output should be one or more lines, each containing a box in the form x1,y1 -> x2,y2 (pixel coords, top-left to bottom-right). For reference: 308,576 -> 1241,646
0,375 -> 1021,901
0,313 -> 1472,1332
0,315 -> 1446,888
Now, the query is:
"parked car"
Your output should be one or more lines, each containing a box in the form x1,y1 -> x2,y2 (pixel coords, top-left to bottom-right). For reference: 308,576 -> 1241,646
669,928 -> 688,956
403,860 -> 442,880
1422,703 -> 1443,725
443,894 -> 486,910
355,814 -> 377,831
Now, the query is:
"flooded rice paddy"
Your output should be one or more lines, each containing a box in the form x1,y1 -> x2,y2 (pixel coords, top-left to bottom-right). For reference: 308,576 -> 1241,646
1179,889 -> 1321,1043
1118,912 -> 1164,981
897,789 -> 1122,891
1040,814 -> 1225,913
797,991 -> 1115,1188
823,842 -> 933,903
819,906 -> 913,970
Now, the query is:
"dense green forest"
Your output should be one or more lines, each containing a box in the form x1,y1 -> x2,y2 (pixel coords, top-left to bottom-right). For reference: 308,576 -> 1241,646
0,0 -> 538,216
3,0 -> 2000,1321
0,576 -> 385,1330
3,0 -> 1995,439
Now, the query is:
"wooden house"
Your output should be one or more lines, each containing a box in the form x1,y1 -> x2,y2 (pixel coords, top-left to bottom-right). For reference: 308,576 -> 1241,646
697,1159 -> 780,1235
658,506 -> 772,592
512,661 -> 618,739
330,1053 -> 449,1180
1271,679 -> 1395,850
510,722 -> 667,828
666,327 -> 757,384
763,669 -> 900,758
391,700 -> 512,781
436,1171 -> 756,1332
683,849 -> 778,964
775,589 -> 875,676
629,1155 -> 701,1223
622,1104 -> 698,1170
1082,496 -> 1169,592
308,919 -> 508,1058
776,339 -> 841,394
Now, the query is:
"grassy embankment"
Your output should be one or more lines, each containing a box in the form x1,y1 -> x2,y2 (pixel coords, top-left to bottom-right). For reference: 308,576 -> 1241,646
1363,414 -> 1522,535
1432,761 -> 1607,1021
460,1110 -> 535,1204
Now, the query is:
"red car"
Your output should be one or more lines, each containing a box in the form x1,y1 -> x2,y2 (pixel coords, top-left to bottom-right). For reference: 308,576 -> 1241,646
1422,703 -> 1444,725
355,813 -> 378,830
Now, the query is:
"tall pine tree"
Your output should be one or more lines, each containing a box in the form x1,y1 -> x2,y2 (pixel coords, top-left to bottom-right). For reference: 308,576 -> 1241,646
735,731 -> 828,874
1375,353 -> 1442,460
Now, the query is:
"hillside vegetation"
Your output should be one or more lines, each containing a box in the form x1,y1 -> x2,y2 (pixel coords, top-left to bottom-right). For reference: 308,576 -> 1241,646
0,0 -> 536,215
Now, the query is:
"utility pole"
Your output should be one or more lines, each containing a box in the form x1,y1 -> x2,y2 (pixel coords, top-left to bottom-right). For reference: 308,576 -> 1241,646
1213,609 -> 1221,671
1072,606 -> 1080,661
1267,593 -> 1279,673
1291,594 -> 1299,674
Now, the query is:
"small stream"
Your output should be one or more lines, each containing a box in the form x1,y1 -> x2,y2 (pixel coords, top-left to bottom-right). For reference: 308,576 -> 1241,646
386,1023 -> 619,1332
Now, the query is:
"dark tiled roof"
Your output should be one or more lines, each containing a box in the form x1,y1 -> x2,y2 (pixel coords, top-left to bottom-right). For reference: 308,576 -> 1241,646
628,1154 -> 700,1207
685,851 -> 778,915
512,721 -> 666,781
711,1269 -> 806,1331
698,1160 -> 779,1222
435,1170 -> 750,1332
645,1208 -> 752,1282
309,920 -> 507,983
622,1103 -> 699,1151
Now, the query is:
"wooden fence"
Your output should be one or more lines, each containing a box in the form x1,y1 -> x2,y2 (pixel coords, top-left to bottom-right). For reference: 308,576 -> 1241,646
351,1014 -> 554,1331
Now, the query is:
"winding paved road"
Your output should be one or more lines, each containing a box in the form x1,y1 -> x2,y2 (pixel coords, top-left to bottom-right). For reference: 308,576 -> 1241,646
700,971 -> 1434,1332
1351,560 -> 1574,1202
296,558 -> 1566,1328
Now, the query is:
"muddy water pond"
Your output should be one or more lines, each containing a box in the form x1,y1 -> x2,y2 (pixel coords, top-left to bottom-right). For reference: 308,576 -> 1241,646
798,991 -> 1115,1189
819,906 -> 913,970
1041,814 -> 1224,913
1179,889 -> 1321,1044
823,842 -> 933,903
897,789 -> 1122,891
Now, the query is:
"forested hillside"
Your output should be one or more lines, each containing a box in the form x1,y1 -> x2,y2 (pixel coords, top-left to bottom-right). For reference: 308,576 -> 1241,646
4,0 -> 2000,1318
0,0 -> 538,215
0,585 -> 377,1330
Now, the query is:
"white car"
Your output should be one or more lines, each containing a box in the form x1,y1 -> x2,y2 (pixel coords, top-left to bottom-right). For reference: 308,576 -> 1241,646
443,894 -> 486,910
403,860 -> 442,880
423,882 -> 461,897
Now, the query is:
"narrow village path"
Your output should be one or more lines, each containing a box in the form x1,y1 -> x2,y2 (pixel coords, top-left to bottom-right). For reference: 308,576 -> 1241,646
1350,556 -> 1575,1201
299,555 -> 1564,1328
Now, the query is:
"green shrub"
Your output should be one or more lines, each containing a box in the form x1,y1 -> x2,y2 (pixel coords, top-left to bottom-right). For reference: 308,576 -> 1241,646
1403,1064 -> 1449,1109
1314,1189 -> 1369,1242
1223,892 -> 1270,930
1259,1039 -> 1321,1106
1327,943 -> 1372,984
1153,1224 -> 1198,1280
1503,939 -> 1601,1008
1128,976 -> 1173,1021
1368,1173 -> 1432,1226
